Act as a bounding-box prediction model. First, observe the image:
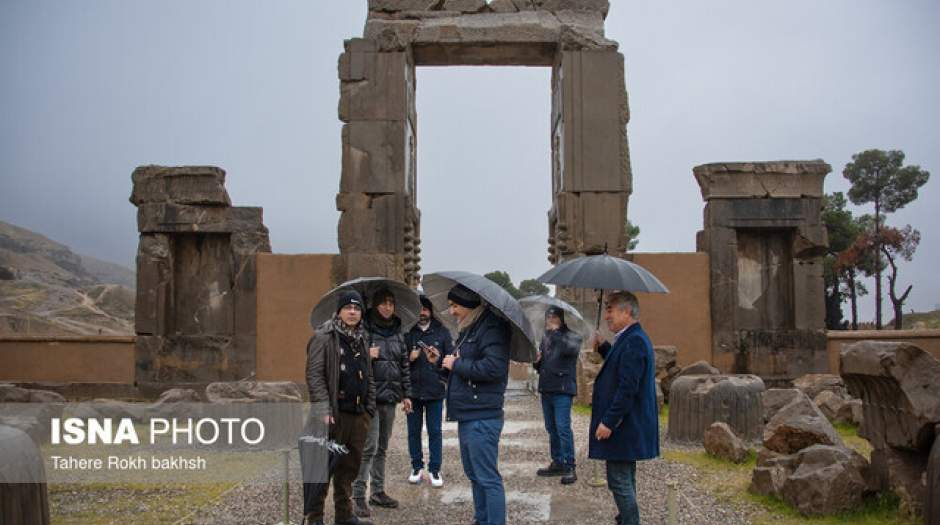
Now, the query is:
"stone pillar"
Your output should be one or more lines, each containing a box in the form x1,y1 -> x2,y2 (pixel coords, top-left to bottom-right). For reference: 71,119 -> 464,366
336,38 -> 420,286
549,49 -> 632,323
130,166 -> 271,396
695,161 -> 830,384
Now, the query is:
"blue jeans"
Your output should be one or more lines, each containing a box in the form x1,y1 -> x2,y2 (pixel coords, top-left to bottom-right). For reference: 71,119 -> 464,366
406,399 -> 443,473
606,460 -> 639,525
540,393 -> 575,466
458,418 -> 505,525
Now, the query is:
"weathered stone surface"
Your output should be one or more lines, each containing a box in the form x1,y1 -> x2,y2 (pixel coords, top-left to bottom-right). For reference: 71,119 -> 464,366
928,429 -> 940,525
694,161 -> 830,200
136,203 -> 267,235
763,393 -> 844,454
779,444 -> 870,516
153,388 -> 201,405
534,0 -> 609,16
841,340 -> 940,451
762,388 -> 802,423
130,165 -> 231,206
443,0 -> 486,12
878,446 -> 929,518
667,374 -> 765,443
339,51 -> 411,121
551,192 -> 630,256
655,379 -> 663,413
337,193 -> 409,254
205,381 -> 303,403
813,390 -> 856,425
368,0 -> 439,11
661,359 -> 720,399
653,345 -> 677,379
704,422 -> 750,463
0,385 -> 65,404
488,0 -> 518,13
340,122 -> 408,194
793,373 -> 846,401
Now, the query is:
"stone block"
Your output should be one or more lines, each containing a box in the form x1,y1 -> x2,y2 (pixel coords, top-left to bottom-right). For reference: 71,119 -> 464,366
556,50 -> 630,193
130,165 -> 231,206
535,0 -> 610,17
763,392 -> 844,454
443,0 -> 486,12
339,252 -> 406,281
552,191 -> 629,255
136,203 -> 266,234
762,388 -> 802,424
704,421 -> 750,463
369,0 -> 439,11
488,0 -> 518,13
840,341 -> 940,451
136,335 -> 253,385
337,194 -> 409,253
667,374 -> 765,443
694,161 -> 830,201
340,121 -> 408,194
363,19 -> 421,52
135,234 -> 171,335
339,52 -> 411,122
779,444 -> 870,516
792,373 -> 846,400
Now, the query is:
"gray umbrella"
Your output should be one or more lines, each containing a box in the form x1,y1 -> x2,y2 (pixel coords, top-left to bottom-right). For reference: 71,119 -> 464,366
519,295 -> 594,346
422,271 -> 537,363
536,254 -> 669,329
309,277 -> 421,329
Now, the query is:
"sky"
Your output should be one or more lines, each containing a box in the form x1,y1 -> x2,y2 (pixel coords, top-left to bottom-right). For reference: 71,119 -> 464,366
1,1 -> 938,321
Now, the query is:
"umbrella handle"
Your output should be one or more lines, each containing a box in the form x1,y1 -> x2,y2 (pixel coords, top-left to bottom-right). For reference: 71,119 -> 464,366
595,289 -> 604,330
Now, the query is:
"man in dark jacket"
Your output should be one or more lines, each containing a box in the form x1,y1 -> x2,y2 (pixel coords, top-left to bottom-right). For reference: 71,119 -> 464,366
404,294 -> 453,487
442,284 -> 510,525
304,290 -> 375,525
533,306 -> 582,484
589,291 -> 659,525
353,288 -> 412,517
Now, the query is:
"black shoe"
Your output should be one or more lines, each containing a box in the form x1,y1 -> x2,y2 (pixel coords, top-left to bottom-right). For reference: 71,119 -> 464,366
536,461 -> 565,477
302,515 -> 324,525
369,491 -> 399,508
353,497 -> 370,518
335,517 -> 373,525
561,465 -> 577,485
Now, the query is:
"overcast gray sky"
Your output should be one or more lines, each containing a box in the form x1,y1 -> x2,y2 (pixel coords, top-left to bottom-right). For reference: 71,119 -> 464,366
2,1 -> 938,321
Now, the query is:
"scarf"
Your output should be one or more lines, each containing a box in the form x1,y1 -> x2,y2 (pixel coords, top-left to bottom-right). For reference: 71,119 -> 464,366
457,305 -> 487,334
332,315 -> 364,341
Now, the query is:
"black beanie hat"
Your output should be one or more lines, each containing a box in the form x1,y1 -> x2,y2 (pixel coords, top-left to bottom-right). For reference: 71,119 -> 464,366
336,289 -> 364,313
448,284 -> 482,309
370,287 -> 395,307
419,295 -> 434,312
545,305 -> 566,323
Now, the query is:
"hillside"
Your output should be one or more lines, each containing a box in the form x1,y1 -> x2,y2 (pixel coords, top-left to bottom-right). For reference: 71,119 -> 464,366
901,309 -> 940,330
0,220 -> 135,335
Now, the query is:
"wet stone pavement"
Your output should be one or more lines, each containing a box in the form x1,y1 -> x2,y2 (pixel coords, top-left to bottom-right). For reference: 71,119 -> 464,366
189,383 -> 752,525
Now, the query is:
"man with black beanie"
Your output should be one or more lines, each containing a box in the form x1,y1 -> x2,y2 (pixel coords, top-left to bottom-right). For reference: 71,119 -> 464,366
304,290 -> 375,525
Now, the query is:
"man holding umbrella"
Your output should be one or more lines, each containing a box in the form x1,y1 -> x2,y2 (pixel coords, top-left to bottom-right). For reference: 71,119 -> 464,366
304,290 -> 375,525
353,288 -> 413,517
533,305 -> 582,484
589,291 -> 659,525
441,284 -> 511,525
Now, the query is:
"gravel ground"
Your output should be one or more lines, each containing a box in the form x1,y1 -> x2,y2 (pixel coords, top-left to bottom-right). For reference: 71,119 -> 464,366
186,389 -> 753,525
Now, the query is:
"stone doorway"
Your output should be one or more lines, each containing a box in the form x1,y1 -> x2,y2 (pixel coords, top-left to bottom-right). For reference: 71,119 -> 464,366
335,2 -> 633,298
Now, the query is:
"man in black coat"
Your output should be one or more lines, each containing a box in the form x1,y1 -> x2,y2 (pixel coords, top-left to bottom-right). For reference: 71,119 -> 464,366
352,288 -> 412,517
533,306 -> 582,484
403,294 -> 453,487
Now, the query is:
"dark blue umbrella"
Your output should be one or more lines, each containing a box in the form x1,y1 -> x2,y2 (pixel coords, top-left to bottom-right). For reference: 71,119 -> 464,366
422,271 -> 537,362
536,253 -> 668,328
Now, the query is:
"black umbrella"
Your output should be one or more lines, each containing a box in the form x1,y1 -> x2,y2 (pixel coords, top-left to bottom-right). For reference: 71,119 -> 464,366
422,271 -> 538,362
536,253 -> 669,329
309,277 -> 421,329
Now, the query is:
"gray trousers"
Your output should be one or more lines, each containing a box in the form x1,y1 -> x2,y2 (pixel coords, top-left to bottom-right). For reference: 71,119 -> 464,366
352,402 -> 397,499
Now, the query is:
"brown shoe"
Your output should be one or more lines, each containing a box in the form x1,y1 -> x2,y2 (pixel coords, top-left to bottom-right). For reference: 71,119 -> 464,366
369,492 -> 399,508
353,497 -> 371,518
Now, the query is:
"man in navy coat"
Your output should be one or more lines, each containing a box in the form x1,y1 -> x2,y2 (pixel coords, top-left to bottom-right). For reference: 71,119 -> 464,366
589,291 -> 660,525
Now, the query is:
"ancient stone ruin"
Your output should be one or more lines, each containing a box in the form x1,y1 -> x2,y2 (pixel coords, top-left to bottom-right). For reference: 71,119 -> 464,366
336,0 -> 632,299
130,166 -> 271,396
841,340 -> 940,520
695,161 -> 830,384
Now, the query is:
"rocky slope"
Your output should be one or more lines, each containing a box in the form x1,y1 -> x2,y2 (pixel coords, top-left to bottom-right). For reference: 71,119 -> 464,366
0,220 -> 134,335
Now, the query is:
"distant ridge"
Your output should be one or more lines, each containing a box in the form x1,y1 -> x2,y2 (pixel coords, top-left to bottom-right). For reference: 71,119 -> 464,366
0,220 -> 135,335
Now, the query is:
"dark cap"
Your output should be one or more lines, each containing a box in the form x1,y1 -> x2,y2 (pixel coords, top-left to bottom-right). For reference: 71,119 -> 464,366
419,295 -> 434,312
336,289 -> 364,313
545,305 -> 565,322
370,287 -> 395,307
447,284 -> 482,309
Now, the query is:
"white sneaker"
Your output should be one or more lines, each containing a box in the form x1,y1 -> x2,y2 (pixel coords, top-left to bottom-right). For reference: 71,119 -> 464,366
408,468 -> 423,484
429,471 -> 443,488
